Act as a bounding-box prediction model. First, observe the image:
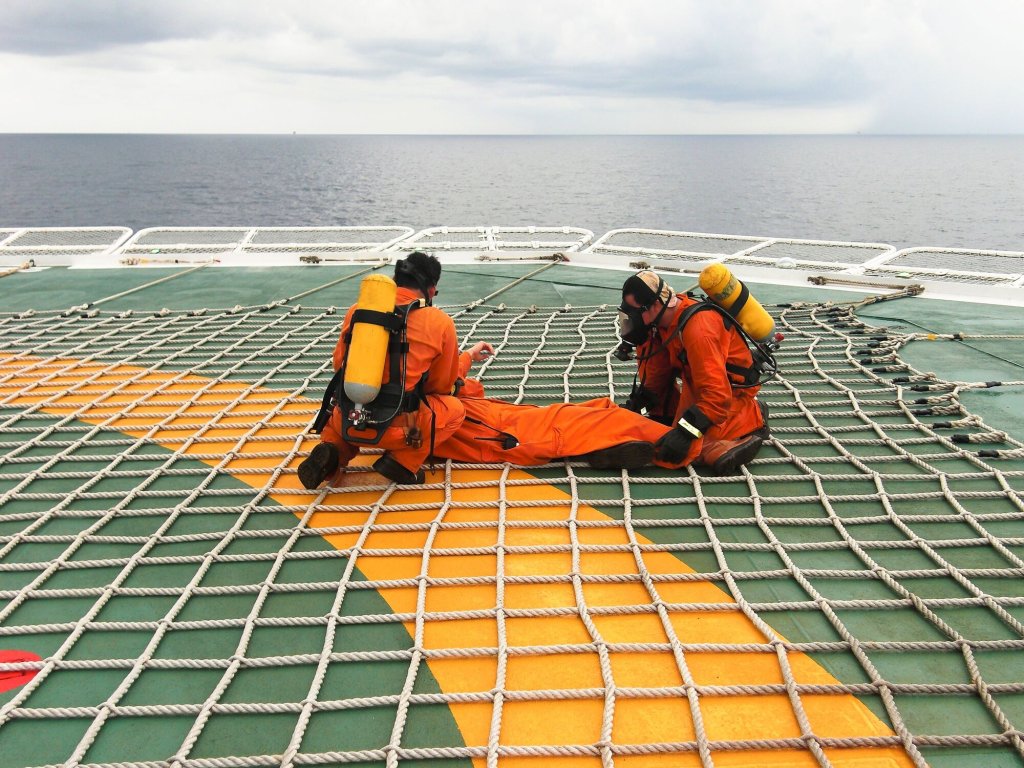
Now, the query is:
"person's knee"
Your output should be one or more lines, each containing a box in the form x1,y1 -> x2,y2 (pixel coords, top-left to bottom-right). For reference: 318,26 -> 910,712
428,396 -> 466,433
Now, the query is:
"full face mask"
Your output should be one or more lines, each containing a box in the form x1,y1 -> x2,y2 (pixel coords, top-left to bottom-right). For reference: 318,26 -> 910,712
617,272 -> 670,346
617,304 -> 652,345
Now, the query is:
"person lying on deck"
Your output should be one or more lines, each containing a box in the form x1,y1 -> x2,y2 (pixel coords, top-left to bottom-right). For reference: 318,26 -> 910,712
429,343 -> 681,470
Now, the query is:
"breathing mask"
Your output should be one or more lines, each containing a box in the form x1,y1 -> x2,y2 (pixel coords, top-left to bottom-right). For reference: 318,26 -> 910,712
617,304 -> 651,346
617,272 -> 672,346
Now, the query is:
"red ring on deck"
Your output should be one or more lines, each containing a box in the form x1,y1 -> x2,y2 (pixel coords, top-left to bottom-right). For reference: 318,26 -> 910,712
0,650 -> 42,693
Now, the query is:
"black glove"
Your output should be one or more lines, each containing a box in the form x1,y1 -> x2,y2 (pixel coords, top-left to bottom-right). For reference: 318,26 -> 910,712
654,427 -> 693,464
623,386 -> 654,414
623,394 -> 643,413
612,341 -> 635,362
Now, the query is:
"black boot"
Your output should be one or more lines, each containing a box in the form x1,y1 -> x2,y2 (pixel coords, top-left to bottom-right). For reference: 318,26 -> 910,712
755,399 -> 771,438
373,453 -> 425,485
707,434 -> 764,476
583,441 -> 654,470
298,442 -> 340,489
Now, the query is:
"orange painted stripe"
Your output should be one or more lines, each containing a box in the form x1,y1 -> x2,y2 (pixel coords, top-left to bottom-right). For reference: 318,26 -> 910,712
1,355 -> 914,767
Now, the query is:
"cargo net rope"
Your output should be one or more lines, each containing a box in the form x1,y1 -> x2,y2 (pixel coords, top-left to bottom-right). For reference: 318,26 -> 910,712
1,289 -> 1024,768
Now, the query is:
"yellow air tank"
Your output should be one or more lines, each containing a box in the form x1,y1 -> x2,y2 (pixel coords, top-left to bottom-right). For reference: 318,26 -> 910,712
344,274 -> 398,405
699,263 -> 776,342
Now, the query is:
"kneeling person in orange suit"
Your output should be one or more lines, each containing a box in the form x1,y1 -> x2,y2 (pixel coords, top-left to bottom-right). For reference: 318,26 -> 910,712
618,270 -> 770,475
431,343 -> 677,469
298,252 -> 465,487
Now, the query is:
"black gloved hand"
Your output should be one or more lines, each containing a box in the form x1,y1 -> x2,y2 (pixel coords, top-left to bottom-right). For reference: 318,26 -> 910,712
623,386 -> 653,414
623,394 -> 644,413
654,427 -> 693,464
612,341 -> 635,362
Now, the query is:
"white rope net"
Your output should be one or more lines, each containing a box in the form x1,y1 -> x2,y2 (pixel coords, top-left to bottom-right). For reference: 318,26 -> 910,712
1,279 -> 1024,768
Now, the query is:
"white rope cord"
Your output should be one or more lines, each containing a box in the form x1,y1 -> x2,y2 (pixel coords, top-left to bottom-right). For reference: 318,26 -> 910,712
563,461 -> 618,768
3,289 -> 1024,768
620,469 -> 714,767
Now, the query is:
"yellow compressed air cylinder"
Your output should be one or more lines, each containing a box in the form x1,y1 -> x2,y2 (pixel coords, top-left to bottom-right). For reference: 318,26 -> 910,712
344,274 -> 398,405
699,263 -> 775,342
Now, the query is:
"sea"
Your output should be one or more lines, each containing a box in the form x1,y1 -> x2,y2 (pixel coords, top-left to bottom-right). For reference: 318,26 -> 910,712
1,134 -> 1022,252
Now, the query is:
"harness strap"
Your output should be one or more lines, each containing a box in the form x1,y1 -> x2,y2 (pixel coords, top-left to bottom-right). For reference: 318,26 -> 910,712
343,309 -> 406,344
726,361 -> 759,385
723,281 -> 750,320
351,308 -> 405,331
311,367 -> 345,434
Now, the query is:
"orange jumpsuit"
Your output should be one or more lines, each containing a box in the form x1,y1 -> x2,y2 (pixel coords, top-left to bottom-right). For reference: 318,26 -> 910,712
635,295 -> 766,467
321,287 -> 465,474
431,354 -> 671,466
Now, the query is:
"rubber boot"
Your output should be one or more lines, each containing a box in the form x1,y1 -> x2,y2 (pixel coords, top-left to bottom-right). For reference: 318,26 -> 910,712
373,453 -> 426,485
703,434 -> 764,476
298,442 -> 340,489
583,441 -> 655,470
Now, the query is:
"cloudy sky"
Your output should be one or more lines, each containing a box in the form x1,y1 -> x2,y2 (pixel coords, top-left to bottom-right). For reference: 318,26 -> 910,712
0,0 -> 1021,134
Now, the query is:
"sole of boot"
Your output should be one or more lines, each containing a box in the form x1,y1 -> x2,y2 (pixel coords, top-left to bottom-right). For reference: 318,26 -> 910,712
711,436 -> 763,476
298,443 -> 339,489
373,454 -> 425,485
585,441 -> 655,470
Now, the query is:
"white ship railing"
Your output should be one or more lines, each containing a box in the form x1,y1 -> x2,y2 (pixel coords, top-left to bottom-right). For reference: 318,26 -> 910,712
103,226 -> 416,267
585,227 -> 895,273
864,246 -> 1024,286
0,227 -> 131,267
393,225 -> 593,255
4,223 -> 1024,305
580,228 -> 1024,305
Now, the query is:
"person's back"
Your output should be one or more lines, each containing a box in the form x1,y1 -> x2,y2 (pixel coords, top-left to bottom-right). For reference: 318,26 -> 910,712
299,252 -> 465,487
332,286 -> 459,396
661,292 -> 761,425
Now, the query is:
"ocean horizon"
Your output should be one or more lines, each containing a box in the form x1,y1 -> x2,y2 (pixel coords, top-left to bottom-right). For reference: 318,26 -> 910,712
2,133 -> 1022,252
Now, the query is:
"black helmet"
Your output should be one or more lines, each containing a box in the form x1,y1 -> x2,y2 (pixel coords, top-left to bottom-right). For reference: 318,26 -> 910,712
394,251 -> 442,303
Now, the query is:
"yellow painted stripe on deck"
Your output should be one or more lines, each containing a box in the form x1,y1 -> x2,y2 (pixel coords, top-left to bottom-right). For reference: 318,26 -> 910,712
0,355 -> 913,767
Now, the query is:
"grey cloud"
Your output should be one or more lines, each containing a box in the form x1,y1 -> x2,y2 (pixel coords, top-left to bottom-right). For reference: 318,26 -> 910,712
1,3 -> 180,54
337,36 -> 873,107
0,0 -> 270,55
0,1 -> 902,110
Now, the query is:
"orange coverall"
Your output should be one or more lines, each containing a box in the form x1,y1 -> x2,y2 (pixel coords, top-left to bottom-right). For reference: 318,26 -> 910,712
321,287 -> 465,474
431,354 -> 672,466
635,295 -> 766,467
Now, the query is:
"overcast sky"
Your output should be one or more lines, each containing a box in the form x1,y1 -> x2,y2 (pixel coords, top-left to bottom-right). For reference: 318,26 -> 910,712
0,0 -> 1021,134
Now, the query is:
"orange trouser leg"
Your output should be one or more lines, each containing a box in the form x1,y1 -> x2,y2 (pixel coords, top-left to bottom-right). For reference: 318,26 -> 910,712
320,394 -> 466,473
551,398 -> 671,454
652,394 -> 766,470
320,411 -> 362,467
377,394 -> 465,473
434,398 -> 671,466
694,396 -> 766,467
704,395 -> 765,442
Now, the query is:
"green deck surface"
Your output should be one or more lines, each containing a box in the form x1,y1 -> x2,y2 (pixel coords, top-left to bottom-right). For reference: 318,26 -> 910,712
2,263 -> 1024,767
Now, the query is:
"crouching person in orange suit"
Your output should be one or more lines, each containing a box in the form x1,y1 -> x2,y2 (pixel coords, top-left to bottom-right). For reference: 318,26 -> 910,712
431,343 -> 679,470
298,252 -> 465,488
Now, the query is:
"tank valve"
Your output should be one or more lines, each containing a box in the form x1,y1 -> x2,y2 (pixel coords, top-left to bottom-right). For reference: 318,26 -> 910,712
348,404 -> 369,429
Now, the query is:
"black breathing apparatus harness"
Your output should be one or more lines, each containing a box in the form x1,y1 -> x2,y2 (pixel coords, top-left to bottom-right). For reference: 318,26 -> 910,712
312,253 -> 445,450
618,289 -> 780,410
311,298 -> 427,445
